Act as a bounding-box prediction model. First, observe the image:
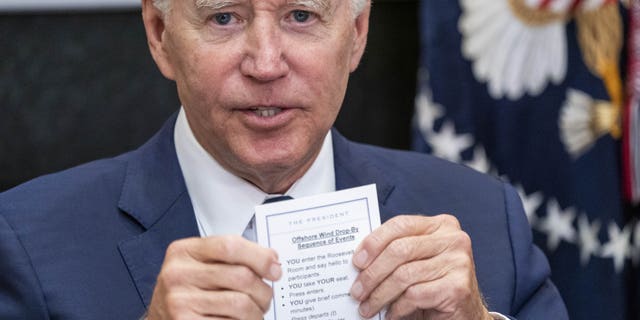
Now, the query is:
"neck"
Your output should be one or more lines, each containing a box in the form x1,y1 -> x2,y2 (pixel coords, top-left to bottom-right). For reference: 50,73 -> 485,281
230,147 -> 321,194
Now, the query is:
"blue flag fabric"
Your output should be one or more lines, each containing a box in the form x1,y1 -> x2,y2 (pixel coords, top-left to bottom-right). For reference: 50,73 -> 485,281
413,1 -> 638,319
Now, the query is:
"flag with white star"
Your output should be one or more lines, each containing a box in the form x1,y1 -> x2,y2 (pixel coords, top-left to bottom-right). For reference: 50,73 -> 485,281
412,1 -> 638,319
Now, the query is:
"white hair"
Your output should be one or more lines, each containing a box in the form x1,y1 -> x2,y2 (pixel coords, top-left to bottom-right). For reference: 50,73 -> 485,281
350,0 -> 367,17
152,0 -> 368,18
152,0 -> 171,13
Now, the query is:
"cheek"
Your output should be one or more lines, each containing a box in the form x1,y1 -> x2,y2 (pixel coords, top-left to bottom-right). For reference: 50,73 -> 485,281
305,49 -> 351,112
178,53 -> 231,110
185,54 -> 219,95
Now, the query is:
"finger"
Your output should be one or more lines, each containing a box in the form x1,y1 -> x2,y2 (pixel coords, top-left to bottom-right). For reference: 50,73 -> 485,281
211,264 -> 275,312
153,264 -> 274,318
202,290 -> 266,320
162,261 -> 275,312
352,214 -> 460,270
385,271 -> 477,320
355,255 -> 450,317
167,235 -> 282,281
177,289 -> 266,320
351,230 -> 469,302
386,279 -> 454,320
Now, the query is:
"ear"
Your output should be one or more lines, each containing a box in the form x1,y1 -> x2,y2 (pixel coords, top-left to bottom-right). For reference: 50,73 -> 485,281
141,0 -> 176,80
349,0 -> 371,72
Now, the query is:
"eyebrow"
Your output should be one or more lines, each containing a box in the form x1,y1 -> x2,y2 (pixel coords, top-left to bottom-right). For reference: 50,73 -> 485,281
195,0 -> 237,10
193,0 -> 331,12
286,0 -> 330,12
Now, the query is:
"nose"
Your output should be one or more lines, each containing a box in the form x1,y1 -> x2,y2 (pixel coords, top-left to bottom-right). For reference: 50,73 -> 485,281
240,19 -> 290,82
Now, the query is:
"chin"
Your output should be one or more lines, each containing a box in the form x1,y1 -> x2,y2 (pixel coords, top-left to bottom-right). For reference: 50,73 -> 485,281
228,126 -> 323,173
246,152 -> 304,171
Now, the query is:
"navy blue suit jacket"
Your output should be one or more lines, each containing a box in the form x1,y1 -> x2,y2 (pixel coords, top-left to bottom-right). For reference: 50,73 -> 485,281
0,115 -> 568,319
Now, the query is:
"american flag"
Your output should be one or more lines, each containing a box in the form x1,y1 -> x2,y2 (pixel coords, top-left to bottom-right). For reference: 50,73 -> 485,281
412,1 -> 638,318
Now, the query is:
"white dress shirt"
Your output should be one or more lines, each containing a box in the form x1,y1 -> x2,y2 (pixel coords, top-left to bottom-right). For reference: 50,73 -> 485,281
174,108 -> 336,237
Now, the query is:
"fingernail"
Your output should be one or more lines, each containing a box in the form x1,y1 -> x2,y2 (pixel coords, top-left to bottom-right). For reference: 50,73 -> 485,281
353,249 -> 368,268
270,263 -> 282,280
350,281 -> 363,300
359,301 -> 370,317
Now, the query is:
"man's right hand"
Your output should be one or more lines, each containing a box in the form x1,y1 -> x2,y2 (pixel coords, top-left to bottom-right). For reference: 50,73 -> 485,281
147,235 -> 282,319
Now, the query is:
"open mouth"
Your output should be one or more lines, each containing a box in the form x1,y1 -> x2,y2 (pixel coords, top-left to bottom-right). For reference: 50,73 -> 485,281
251,107 -> 283,117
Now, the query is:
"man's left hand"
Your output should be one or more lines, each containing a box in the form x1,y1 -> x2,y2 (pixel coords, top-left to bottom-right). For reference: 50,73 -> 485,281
349,214 -> 493,320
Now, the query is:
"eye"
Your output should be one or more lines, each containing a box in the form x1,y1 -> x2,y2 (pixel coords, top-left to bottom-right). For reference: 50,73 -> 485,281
213,12 -> 234,25
291,10 -> 311,23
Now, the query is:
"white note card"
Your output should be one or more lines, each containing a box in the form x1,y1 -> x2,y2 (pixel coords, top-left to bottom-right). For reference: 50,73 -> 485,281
255,184 -> 382,320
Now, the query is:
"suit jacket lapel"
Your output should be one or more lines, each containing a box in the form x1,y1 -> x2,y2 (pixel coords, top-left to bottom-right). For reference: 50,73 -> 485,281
331,129 -> 396,222
117,114 -> 200,307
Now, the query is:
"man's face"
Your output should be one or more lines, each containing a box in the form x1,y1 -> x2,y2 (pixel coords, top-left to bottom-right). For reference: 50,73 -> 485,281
144,0 -> 369,192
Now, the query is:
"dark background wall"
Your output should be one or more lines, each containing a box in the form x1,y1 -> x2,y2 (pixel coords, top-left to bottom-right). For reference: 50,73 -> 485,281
0,0 -> 418,191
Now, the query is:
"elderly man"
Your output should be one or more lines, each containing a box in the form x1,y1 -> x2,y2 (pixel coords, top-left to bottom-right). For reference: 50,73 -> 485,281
0,0 -> 567,319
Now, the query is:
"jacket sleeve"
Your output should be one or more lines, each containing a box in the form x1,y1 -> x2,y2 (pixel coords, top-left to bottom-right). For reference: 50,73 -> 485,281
502,183 -> 569,319
0,213 -> 49,319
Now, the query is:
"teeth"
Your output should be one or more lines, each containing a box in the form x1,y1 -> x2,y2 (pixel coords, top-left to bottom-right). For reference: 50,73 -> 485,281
253,107 -> 282,117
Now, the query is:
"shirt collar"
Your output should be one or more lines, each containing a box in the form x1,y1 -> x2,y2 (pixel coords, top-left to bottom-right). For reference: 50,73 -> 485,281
174,108 -> 335,237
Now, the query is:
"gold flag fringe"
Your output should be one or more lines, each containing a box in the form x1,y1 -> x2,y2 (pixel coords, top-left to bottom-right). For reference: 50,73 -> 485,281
576,4 -> 624,138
